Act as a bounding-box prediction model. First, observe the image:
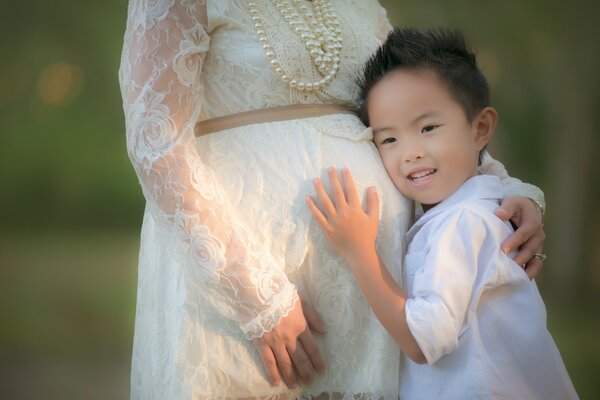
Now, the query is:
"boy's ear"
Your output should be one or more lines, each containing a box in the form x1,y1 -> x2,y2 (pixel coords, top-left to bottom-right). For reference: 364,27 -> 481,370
473,107 -> 498,150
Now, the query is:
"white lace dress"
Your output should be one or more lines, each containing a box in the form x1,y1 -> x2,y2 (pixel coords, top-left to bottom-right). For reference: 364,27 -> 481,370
119,1 -> 545,399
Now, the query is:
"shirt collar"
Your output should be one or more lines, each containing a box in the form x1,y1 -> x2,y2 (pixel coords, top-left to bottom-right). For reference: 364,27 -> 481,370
406,175 -> 504,241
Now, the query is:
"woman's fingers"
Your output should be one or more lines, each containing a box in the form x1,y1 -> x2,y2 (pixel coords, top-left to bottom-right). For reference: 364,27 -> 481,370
253,340 -> 281,386
301,297 -> 327,334
298,329 -> 325,373
496,196 -> 546,278
512,229 -> 545,267
524,256 -> 544,280
497,196 -> 543,255
496,196 -> 523,223
273,344 -> 298,389
253,297 -> 326,388
287,340 -> 314,384
493,207 -> 511,222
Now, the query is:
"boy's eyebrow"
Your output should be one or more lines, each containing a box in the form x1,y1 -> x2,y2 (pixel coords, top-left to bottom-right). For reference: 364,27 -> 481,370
372,111 -> 441,135
411,110 -> 440,125
372,126 -> 393,135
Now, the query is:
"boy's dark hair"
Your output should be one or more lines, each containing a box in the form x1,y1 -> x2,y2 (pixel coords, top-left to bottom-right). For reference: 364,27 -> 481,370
357,28 -> 490,126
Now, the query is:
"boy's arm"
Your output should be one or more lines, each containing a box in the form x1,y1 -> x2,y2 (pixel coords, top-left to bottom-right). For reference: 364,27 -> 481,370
402,208 -> 493,364
345,247 -> 427,364
307,168 -> 426,364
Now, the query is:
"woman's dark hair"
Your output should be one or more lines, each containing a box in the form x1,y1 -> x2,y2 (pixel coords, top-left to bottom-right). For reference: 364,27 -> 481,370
357,27 -> 490,126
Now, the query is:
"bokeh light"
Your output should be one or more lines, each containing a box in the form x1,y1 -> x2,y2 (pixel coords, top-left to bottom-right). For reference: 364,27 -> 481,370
37,62 -> 84,106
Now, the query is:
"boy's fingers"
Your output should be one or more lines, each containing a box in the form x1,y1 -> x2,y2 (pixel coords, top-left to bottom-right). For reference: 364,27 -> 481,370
367,186 -> 379,219
327,168 -> 346,208
307,196 -> 329,229
313,178 -> 336,217
342,168 -> 360,207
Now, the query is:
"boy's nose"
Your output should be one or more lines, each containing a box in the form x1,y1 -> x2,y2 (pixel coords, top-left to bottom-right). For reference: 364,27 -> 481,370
403,138 -> 426,162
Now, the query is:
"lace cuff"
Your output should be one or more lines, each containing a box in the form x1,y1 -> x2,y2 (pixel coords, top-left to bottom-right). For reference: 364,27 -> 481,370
240,284 -> 299,340
478,150 -> 546,213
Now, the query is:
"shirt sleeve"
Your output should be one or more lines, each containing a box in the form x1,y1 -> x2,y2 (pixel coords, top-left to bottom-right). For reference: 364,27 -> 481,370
119,0 -> 297,340
404,209 -> 493,363
479,150 -> 546,213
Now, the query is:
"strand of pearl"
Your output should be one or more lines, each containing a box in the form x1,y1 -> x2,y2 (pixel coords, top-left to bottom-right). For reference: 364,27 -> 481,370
249,0 -> 343,92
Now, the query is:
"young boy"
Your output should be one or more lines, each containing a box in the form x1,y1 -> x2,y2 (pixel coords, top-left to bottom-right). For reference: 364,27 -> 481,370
307,28 -> 578,399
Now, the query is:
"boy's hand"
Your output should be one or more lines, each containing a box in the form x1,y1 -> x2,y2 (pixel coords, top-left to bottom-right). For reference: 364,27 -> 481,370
307,167 -> 379,263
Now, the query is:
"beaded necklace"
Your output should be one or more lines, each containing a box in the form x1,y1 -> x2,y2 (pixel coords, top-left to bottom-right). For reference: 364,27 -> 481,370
249,0 -> 343,92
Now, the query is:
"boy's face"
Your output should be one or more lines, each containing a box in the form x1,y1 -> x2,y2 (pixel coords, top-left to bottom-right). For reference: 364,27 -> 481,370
369,69 -> 493,210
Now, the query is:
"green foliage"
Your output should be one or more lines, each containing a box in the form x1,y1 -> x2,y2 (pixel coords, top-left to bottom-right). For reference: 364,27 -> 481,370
0,1 -> 598,398
0,0 -> 140,229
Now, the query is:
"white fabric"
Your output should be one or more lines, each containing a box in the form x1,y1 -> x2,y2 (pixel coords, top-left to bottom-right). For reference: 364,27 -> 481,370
118,1 -> 546,398
401,175 -> 576,400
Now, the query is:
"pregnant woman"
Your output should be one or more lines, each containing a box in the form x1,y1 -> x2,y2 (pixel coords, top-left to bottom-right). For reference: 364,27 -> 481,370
119,1 -> 546,398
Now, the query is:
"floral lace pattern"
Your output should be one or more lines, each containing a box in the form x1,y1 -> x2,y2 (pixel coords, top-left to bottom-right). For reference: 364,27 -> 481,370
120,1 -> 545,399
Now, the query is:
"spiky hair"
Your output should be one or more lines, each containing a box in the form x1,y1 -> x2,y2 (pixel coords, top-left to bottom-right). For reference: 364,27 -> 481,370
357,28 -> 490,126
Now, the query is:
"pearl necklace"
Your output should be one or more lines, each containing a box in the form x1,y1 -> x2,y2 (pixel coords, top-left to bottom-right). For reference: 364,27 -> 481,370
249,0 -> 343,92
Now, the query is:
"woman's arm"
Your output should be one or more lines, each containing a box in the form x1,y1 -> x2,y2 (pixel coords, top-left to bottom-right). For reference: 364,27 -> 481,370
479,151 -> 546,278
372,0 -> 394,41
120,0 -> 322,387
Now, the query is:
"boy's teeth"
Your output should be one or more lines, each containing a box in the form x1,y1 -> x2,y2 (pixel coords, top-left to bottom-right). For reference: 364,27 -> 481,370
410,169 -> 436,180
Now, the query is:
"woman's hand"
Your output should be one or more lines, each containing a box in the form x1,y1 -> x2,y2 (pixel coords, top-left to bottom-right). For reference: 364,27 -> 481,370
495,196 -> 545,280
252,295 -> 326,388
307,167 -> 379,264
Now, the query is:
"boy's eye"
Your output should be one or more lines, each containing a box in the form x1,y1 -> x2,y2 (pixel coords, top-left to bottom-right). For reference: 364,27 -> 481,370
421,124 -> 440,134
381,137 -> 397,145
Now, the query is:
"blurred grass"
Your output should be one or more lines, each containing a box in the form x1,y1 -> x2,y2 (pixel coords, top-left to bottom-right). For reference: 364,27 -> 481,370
0,231 -> 137,399
0,231 -> 598,399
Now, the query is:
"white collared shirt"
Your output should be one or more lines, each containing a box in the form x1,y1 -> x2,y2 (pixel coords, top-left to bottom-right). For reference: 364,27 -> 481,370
400,175 -> 578,400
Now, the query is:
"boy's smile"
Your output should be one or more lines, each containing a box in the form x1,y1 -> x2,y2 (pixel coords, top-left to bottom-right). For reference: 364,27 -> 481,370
368,69 -> 495,210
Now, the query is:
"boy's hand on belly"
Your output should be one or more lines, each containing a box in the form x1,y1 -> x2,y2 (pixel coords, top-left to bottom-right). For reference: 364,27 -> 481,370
307,167 -> 380,263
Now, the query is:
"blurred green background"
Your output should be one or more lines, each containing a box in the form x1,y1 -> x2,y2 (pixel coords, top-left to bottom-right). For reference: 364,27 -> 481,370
0,1 -> 598,398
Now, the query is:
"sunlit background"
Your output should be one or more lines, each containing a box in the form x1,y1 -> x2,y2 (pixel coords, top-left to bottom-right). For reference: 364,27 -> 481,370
1,1 -> 598,398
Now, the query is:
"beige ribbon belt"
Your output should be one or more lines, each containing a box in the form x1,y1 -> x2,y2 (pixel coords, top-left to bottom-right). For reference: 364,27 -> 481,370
194,104 -> 358,136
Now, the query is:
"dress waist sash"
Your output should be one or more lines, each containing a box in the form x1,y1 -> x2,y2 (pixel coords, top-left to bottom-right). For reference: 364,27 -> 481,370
194,104 -> 358,136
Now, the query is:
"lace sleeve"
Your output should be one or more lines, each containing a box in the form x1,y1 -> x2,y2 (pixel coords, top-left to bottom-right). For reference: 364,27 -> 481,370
478,150 -> 546,213
373,1 -> 393,41
119,0 -> 297,340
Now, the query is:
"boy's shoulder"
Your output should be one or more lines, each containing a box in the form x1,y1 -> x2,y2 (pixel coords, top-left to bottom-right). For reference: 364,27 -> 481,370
412,197 -> 513,247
